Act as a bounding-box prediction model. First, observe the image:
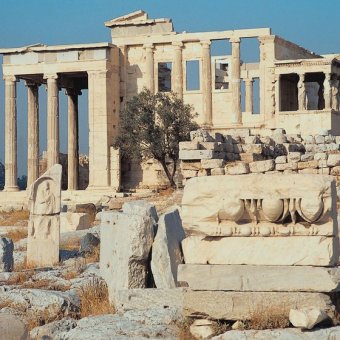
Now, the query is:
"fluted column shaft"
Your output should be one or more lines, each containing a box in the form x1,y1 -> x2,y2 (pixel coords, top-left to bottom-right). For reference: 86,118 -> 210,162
230,37 -> 242,124
173,42 -> 183,98
66,88 -> 79,190
144,44 -> 154,93
26,81 -> 40,188
245,78 -> 254,113
201,40 -> 212,126
4,75 -> 19,191
45,74 -> 59,168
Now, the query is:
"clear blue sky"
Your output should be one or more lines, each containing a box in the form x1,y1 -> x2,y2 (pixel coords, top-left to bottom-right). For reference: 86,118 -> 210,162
0,0 -> 339,176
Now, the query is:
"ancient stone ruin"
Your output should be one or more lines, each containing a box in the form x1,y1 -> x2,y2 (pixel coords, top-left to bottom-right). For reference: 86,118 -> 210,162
1,7 -> 340,339
27,164 -> 62,267
97,173 -> 339,332
1,10 -> 340,192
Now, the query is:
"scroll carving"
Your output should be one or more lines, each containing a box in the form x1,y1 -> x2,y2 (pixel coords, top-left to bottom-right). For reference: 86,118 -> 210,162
181,174 -> 336,237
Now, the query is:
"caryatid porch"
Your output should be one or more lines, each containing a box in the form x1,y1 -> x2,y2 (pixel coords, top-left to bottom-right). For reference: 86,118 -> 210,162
0,43 -> 120,192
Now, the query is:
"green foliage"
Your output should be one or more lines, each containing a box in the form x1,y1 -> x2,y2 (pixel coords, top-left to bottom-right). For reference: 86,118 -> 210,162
114,88 -> 198,186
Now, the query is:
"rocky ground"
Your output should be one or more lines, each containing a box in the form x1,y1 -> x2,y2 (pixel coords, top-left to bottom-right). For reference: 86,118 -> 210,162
1,189 -> 340,339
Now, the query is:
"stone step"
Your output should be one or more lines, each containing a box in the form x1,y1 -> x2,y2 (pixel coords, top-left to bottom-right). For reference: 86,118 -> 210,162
178,264 -> 340,292
115,288 -> 335,321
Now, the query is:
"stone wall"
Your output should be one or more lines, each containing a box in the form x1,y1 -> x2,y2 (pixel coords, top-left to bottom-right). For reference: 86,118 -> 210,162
179,129 -> 340,187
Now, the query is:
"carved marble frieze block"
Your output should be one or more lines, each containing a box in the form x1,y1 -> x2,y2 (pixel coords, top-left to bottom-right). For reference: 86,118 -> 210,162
181,174 -> 337,237
27,164 -> 62,267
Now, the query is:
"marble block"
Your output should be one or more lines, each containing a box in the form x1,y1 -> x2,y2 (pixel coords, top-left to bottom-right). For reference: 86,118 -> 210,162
178,264 -> 340,292
181,236 -> 339,266
181,174 -> 337,237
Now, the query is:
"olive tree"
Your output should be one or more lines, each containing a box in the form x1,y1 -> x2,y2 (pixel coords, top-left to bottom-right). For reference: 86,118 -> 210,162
114,89 -> 198,187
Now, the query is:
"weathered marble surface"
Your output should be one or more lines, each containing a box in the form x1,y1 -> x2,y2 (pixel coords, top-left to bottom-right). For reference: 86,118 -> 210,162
100,202 -> 155,303
27,164 -> 62,267
60,212 -> 90,233
181,174 -> 337,237
178,264 -> 340,292
0,313 -> 28,340
213,327 -> 340,340
151,208 -> 186,288
289,308 -> 328,330
183,291 -> 334,321
182,236 -> 339,266
114,288 -> 334,321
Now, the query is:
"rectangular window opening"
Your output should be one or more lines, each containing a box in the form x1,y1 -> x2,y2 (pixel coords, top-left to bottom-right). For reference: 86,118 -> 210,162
186,60 -> 200,91
158,62 -> 172,92
215,59 -> 229,90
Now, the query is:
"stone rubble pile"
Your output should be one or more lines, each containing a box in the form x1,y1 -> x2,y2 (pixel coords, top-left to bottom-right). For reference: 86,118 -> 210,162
3,165 -> 340,338
176,174 -> 340,326
98,173 -> 340,337
179,128 -> 340,184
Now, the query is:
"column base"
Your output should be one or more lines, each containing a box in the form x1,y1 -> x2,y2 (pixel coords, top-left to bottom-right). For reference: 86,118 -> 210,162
3,186 -> 20,192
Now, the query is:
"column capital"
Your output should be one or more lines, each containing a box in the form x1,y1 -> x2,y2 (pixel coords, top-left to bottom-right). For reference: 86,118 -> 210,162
200,40 -> 211,48
230,36 -> 241,44
244,78 -> 254,84
172,41 -> 184,49
44,73 -> 58,80
143,43 -> 154,50
3,75 -> 17,82
258,35 -> 276,45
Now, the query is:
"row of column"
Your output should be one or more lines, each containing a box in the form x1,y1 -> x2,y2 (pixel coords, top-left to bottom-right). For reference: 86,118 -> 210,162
297,72 -> 334,111
3,74 -> 80,191
142,37 -> 244,127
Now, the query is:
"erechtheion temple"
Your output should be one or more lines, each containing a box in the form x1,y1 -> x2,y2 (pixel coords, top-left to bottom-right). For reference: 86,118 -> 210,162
1,10 -> 340,192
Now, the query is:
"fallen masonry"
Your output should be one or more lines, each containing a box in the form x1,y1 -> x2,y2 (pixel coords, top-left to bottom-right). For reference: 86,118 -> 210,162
1,166 -> 340,338
97,172 -> 340,336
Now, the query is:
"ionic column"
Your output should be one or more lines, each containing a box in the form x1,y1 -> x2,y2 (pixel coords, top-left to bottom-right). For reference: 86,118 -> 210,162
230,37 -> 242,124
66,88 -> 80,190
245,78 -> 254,113
26,81 -> 40,188
4,75 -> 19,191
201,40 -> 212,126
324,73 -> 332,110
298,73 -> 306,110
45,74 -> 59,168
144,44 -> 154,93
173,42 -> 183,98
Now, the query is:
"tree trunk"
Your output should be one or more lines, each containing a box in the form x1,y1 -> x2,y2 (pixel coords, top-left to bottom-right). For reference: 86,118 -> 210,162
159,158 -> 176,188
